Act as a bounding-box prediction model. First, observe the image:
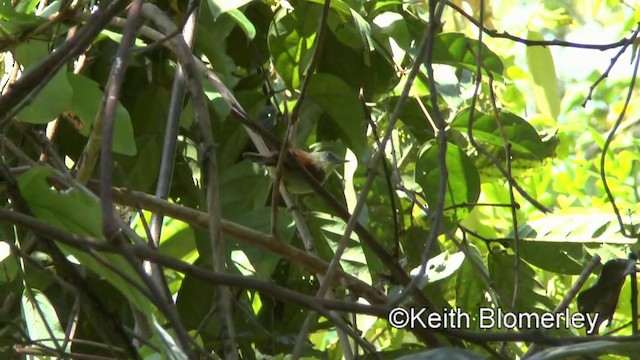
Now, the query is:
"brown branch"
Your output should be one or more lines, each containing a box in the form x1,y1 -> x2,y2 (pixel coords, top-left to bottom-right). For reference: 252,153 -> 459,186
0,207 -> 390,319
100,184 -> 388,305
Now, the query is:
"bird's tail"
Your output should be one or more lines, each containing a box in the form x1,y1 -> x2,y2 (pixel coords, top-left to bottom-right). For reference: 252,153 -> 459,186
243,151 -> 278,166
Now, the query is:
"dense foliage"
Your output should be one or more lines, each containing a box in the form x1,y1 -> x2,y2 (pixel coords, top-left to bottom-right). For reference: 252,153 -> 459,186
2,0 -> 640,359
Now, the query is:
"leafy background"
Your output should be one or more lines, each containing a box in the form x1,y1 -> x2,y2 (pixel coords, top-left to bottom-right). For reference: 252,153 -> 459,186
1,0 -> 640,359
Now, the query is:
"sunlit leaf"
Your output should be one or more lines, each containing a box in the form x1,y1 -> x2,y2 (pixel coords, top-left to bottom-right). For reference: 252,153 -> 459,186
526,30 -> 560,122
451,108 -> 551,160
207,0 -> 254,16
22,289 -> 67,353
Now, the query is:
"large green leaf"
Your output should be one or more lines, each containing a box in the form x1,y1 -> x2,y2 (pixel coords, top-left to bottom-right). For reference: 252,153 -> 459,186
514,209 -> 633,274
0,4 -> 44,39
17,167 -> 150,314
519,210 -> 636,245
451,108 -> 550,160
225,9 -> 256,40
14,41 -> 73,124
67,74 -> 136,156
517,239 -> 589,275
114,135 -> 160,192
219,161 -> 271,217
304,73 -> 367,154
489,251 -> 554,313
225,207 -> 295,279
414,143 -> 481,221
206,0 -> 256,40
132,213 -> 197,263
22,289 -> 67,354
316,212 -> 370,278
526,30 -> 560,121
455,245 -> 489,330
195,7 -> 238,87
17,167 -> 188,356
350,8 -> 375,53
207,0 -> 254,15
392,96 -> 436,143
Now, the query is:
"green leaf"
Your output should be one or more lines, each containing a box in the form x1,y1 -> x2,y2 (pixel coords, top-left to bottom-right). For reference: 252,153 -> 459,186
304,73 -> 367,154
225,9 -> 256,39
17,167 -> 151,314
517,239 -> 589,275
450,108 -> 549,160
415,143 -> 481,220
433,33 -> 504,76
375,11 -> 409,44
14,41 -> 73,124
219,161 -> 271,217
67,74 -> 137,156
455,245 -> 489,329
0,241 -> 18,284
132,214 -> 197,263
22,289 -> 67,353
115,135 -> 160,192
392,96 -> 436,143
515,209 -> 635,274
268,4 -> 320,89
317,212 -> 370,277
195,7 -> 238,87
305,0 -> 352,16
489,251 -> 553,312
577,259 -> 634,334
519,210 -> 636,245
151,315 -> 188,360
226,207 -> 295,279
0,5 -> 44,38
526,30 -> 560,121
207,0 -> 254,15
15,0 -> 40,13
175,260 -> 219,342
17,167 -> 188,355
350,8 -> 375,58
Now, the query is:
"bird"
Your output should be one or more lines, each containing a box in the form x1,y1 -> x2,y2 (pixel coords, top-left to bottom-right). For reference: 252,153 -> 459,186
243,149 -> 347,194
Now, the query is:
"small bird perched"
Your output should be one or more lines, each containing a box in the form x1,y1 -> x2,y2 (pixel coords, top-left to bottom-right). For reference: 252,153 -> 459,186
243,149 -> 347,194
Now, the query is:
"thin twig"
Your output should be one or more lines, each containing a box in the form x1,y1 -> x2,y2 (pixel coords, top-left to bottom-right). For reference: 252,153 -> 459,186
446,1 -> 634,51
0,208 -> 390,318
599,34 -> 640,239
581,25 -> 640,107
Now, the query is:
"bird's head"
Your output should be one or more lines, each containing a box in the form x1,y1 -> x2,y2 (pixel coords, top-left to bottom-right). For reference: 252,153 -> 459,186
307,151 -> 348,173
